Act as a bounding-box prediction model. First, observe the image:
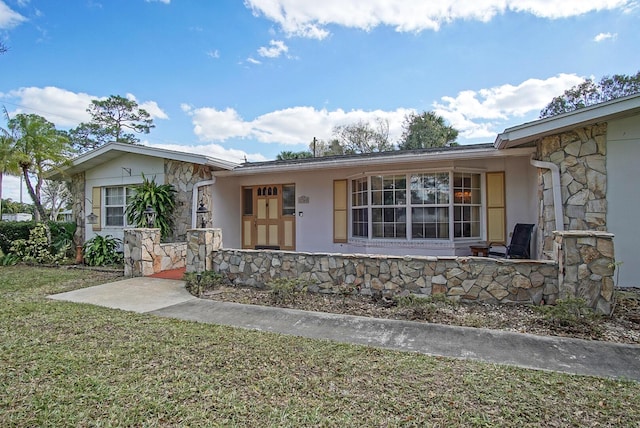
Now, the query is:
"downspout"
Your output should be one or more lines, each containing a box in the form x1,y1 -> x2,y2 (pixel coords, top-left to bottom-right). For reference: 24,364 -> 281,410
192,178 -> 216,228
530,155 -> 564,232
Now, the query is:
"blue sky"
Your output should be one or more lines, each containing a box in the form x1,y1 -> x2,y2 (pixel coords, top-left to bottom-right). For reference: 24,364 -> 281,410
1,0 -> 638,202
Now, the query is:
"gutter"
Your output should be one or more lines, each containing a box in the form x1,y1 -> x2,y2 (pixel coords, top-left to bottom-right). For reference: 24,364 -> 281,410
192,179 -> 216,228
530,155 -> 563,232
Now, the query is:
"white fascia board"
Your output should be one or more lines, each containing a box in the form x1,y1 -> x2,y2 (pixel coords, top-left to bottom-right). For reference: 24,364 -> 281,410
49,142 -> 238,179
495,94 -> 640,149
215,146 -> 535,177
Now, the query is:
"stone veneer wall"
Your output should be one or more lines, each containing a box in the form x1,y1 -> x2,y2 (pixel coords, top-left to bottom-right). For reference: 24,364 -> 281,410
186,229 -> 223,273
164,160 -> 213,241
536,123 -> 608,256
554,231 -> 615,315
210,249 -> 558,305
123,228 -> 186,276
178,230 -> 616,314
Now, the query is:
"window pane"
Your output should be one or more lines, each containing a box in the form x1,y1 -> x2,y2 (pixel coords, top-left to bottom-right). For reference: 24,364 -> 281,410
412,207 -> 449,239
410,173 -> 449,205
243,188 -> 253,215
105,207 -> 124,226
453,173 -> 481,239
105,187 -> 124,205
352,208 -> 368,237
282,185 -> 295,215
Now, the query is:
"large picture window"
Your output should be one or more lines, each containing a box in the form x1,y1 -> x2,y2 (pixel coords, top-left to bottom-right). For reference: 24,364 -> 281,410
104,186 -> 135,227
350,172 -> 482,241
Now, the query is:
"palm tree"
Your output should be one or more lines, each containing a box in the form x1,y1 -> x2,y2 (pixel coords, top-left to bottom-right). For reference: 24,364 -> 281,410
0,109 -> 20,221
7,113 -> 72,221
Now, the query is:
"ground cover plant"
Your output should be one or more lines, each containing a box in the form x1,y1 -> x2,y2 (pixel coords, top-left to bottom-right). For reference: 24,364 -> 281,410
200,282 -> 640,344
1,266 -> 639,426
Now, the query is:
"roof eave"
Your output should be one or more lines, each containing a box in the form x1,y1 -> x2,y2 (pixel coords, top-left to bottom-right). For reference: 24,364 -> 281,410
495,94 -> 640,149
216,146 -> 535,177
48,142 -> 239,180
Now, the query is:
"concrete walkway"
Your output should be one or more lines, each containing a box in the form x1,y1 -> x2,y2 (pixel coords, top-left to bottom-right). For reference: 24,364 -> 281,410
49,277 -> 640,381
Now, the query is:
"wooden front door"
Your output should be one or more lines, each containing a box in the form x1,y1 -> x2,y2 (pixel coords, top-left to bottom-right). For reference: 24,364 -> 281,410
242,184 -> 296,250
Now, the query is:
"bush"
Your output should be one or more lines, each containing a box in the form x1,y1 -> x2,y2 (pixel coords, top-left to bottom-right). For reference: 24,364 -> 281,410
0,221 -> 35,254
268,278 -> 311,304
48,221 -> 76,258
535,298 -> 603,335
184,271 -> 225,295
10,223 -> 65,264
83,235 -> 123,266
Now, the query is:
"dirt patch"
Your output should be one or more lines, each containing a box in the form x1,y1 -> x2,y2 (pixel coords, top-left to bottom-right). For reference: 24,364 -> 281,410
199,285 -> 640,345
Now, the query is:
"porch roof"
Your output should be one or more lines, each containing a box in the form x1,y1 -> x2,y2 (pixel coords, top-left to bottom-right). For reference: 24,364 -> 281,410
495,93 -> 640,149
48,142 -> 239,180
217,143 -> 535,176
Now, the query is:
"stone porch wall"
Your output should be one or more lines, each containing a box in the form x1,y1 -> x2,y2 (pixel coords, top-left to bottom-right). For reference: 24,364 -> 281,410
178,229 -> 615,314
536,124 -> 608,256
210,249 -> 558,305
554,230 -> 615,315
123,228 -> 186,277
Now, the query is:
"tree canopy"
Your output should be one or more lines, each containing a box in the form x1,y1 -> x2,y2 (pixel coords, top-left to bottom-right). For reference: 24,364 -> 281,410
6,113 -> 72,221
309,138 -> 345,157
540,71 -> 640,118
332,118 -> 393,154
69,95 -> 154,151
276,150 -> 313,160
397,111 -> 458,150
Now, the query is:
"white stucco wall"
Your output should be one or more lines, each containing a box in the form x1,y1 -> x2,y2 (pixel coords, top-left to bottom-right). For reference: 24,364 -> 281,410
211,154 -> 538,257
607,115 -> 640,287
84,153 -> 165,243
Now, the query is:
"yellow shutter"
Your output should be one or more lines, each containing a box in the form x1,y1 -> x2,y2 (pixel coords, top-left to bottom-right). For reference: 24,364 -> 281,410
333,179 -> 347,243
91,187 -> 102,231
486,172 -> 505,244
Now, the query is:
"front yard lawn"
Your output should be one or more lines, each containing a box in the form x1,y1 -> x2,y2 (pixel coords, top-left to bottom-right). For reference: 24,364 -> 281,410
1,266 -> 638,427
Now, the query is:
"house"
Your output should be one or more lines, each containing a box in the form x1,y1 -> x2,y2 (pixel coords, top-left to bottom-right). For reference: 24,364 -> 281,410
1,213 -> 33,222
52,94 -> 640,287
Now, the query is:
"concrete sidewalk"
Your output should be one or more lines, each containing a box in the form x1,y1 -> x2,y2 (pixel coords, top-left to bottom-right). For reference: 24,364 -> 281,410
49,277 -> 640,381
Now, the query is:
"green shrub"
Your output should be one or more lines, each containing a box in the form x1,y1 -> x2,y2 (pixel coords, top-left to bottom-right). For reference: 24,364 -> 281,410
10,223 -> 65,264
535,298 -> 603,335
125,173 -> 177,240
83,235 -> 123,266
184,271 -> 225,295
0,221 -> 35,254
395,293 -> 455,308
0,252 -> 20,266
268,278 -> 311,304
48,221 -> 76,258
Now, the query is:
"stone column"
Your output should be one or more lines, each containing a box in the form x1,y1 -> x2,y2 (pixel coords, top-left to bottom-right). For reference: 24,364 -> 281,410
553,230 -> 615,314
124,228 -> 161,277
186,228 -> 223,273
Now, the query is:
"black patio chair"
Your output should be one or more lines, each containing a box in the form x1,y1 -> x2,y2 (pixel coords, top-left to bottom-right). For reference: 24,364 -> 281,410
489,223 -> 535,259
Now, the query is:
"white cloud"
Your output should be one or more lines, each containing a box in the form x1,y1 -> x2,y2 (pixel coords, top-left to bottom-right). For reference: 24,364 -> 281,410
593,32 -> 617,42
433,73 -> 586,139
183,105 -> 412,145
0,87 -> 169,127
0,1 -> 27,29
3,86 -> 94,126
246,57 -> 262,64
258,40 -> 289,58
142,142 -> 268,164
125,93 -> 169,120
206,49 -> 220,58
245,0 -> 631,38
145,0 -> 170,4
183,74 -> 587,146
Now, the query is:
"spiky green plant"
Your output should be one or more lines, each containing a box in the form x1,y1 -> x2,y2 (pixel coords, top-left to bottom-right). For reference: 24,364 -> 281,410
125,173 -> 176,239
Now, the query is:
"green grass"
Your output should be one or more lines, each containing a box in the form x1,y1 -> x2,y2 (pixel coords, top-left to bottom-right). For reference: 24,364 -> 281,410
1,266 -> 639,427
